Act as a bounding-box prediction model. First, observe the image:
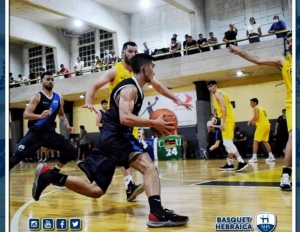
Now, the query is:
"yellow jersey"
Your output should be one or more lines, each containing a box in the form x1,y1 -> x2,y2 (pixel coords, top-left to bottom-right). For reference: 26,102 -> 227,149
282,54 -> 292,108
108,61 -> 133,94
213,89 -> 235,122
107,61 -> 139,138
254,105 -> 270,126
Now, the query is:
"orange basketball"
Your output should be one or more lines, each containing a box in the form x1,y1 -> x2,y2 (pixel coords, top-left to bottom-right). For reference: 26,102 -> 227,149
149,108 -> 178,137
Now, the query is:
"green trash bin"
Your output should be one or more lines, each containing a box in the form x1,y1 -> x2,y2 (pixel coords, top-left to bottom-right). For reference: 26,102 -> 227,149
156,135 -> 185,160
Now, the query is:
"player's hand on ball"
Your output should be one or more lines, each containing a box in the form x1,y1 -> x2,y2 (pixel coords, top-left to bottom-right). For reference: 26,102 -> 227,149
152,114 -> 175,136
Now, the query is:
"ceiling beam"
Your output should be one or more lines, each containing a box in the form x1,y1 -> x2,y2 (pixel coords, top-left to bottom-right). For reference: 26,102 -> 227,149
163,0 -> 195,14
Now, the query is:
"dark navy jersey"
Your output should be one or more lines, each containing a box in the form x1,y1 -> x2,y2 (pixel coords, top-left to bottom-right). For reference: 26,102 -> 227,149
213,116 -> 221,131
103,77 -> 144,134
27,91 -> 60,131
98,109 -> 105,131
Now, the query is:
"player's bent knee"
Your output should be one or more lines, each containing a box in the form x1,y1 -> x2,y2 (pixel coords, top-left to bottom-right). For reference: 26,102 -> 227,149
223,140 -> 237,154
91,186 -> 104,198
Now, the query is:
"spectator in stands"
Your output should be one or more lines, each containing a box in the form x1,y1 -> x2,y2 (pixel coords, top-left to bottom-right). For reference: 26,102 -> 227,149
268,15 -> 287,38
274,109 -> 288,157
143,42 -> 152,55
74,57 -> 84,76
197,34 -> 210,52
29,68 -> 38,84
91,61 -> 98,73
223,23 -> 238,47
208,32 -> 221,50
95,56 -> 104,71
16,74 -> 25,87
9,73 -> 15,88
57,64 -> 72,78
246,17 -> 262,43
110,51 -> 118,65
183,34 -> 189,55
103,49 -> 112,70
186,36 -> 199,55
170,38 -> 181,57
40,68 -> 46,77
233,126 -> 248,157
169,34 -> 181,50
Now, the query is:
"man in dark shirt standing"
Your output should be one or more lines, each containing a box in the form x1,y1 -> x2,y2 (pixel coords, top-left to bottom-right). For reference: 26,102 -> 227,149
223,23 -> 238,47
197,34 -> 210,52
182,34 -> 189,56
274,109 -> 288,157
186,36 -> 199,55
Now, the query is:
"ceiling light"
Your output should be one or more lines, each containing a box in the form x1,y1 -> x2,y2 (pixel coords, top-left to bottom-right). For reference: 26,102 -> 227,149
141,0 -> 150,8
80,94 -> 85,99
236,71 -> 243,76
148,84 -> 153,88
234,72 -> 252,78
74,20 -> 82,27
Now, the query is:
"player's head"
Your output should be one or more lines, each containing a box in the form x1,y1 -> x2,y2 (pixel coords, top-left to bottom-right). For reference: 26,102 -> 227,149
122,41 -> 138,65
250,98 -> 258,108
41,71 -> 54,91
80,125 -> 85,130
130,53 -> 154,83
206,80 -> 218,93
285,32 -> 292,53
101,99 -> 108,110
282,109 -> 286,115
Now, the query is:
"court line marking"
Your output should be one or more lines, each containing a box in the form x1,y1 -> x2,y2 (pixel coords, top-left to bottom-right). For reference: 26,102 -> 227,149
11,189 -> 60,232
157,166 -> 281,185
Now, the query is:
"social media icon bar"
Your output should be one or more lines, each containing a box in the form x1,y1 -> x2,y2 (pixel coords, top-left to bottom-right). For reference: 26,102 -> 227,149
56,218 -> 67,230
42,218 -> 54,230
28,218 -> 40,231
70,218 -> 82,230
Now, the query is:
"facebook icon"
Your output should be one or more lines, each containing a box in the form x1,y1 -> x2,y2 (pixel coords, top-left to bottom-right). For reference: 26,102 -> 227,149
56,218 -> 67,230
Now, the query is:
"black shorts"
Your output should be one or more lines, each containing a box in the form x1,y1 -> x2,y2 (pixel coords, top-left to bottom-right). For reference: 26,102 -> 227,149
98,130 -> 144,169
14,128 -> 76,160
215,129 -> 222,142
81,130 -> 145,192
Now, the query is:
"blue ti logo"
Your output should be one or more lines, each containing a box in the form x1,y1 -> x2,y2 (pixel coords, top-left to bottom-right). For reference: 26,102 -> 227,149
70,218 -> 81,230
56,218 -> 67,230
28,218 -> 40,231
42,218 -> 54,230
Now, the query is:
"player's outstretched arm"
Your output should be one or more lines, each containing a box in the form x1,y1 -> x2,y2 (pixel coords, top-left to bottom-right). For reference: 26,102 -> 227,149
83,68 -> 116,113
229,44 -> 284,67
151,78 -> 192,110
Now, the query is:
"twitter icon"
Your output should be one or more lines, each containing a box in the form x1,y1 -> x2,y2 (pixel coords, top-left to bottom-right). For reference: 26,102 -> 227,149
70,218 -> 81,230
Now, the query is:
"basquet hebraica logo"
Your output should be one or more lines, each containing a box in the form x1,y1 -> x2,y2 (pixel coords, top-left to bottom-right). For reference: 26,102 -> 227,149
215,216 -> 253,231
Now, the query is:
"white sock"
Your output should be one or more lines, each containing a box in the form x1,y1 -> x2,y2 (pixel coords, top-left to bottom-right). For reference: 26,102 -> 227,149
237,156 -> 244,163
252,154 -> 257,159
227,158 -> 233,165
124,175 -> 133,190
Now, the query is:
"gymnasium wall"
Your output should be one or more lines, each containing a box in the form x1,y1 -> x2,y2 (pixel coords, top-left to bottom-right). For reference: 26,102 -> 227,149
10,16 -> 72,76
70,79 -> 285,134
10,44 -> 23,76
130,0 -> 292,51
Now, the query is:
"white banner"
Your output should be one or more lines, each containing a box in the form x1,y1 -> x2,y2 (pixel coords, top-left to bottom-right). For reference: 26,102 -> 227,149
139,91 -> 197,126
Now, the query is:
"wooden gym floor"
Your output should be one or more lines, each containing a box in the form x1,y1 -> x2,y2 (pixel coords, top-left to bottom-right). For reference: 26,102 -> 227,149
10,158 -> 292,232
